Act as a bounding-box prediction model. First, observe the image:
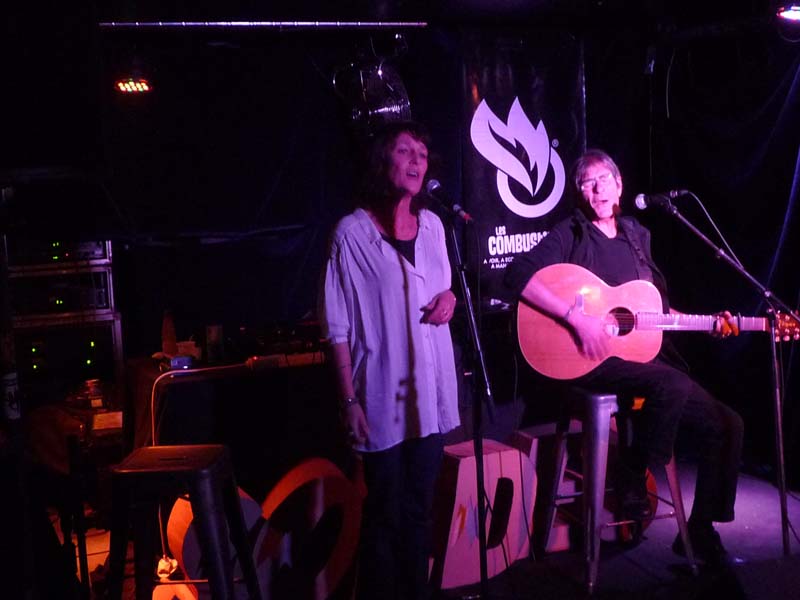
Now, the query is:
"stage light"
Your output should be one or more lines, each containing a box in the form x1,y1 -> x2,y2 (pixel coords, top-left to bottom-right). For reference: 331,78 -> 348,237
114,77 -> 152,94
776,4 -> 800,42
335,60 -> 411,127
777,5 -> 800,20
333,34 -> 412,133
113,54 -> 153,94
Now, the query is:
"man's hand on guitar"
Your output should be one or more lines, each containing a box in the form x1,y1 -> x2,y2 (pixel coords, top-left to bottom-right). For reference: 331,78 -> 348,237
712,310 -> 739,338
517,265 -> 794,380
566,309 -> 611,361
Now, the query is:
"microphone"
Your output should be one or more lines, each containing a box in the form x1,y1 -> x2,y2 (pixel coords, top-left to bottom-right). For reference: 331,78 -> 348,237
425,179 -> 473,223
634,189 -> 690,210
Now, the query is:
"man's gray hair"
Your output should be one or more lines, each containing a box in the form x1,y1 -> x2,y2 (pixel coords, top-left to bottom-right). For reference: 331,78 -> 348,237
572,149 -> 621,191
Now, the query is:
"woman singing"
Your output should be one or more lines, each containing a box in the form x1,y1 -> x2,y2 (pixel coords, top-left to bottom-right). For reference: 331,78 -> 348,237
320,121 -> 460,600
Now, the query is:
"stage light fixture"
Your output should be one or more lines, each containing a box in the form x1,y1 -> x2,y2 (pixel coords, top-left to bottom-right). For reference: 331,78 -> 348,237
113,54 -> 153,94
333,34 -> 412,133
334,60 -> 411,127
777,5 -> 800,20
114,77 -> 152,94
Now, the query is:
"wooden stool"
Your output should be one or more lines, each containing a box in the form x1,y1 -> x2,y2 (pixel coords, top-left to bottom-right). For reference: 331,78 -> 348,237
107,444 -> 262,600
537,389 -> 697,595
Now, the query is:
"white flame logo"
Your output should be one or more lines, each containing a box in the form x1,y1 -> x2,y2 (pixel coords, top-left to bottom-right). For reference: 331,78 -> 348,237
470,98 -> 565,218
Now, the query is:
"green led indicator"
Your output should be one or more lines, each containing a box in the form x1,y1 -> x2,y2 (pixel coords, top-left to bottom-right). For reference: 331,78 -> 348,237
32,364 -> 38,370
85,359 -> 92,366
90,341 -> 96,348
52,241 -> 60,247
52,255 -> 59,261
31,347 -> 36,353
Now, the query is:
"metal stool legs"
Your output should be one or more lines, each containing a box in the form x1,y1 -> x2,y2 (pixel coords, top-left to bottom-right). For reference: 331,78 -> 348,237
581,392 -> 618,595
665,455 -> 698,575
189,474 -> 236,599
107,445 -> 262,600
538,390 -> 697,594
535,420 -> 570,560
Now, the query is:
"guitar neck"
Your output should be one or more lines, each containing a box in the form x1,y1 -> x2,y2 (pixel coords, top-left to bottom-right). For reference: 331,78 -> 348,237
636,313 -> 769,333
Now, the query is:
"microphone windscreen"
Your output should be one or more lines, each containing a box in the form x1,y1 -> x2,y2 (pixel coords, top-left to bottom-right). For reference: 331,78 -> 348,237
426,179 -> 442,194
634,194 -> 648,210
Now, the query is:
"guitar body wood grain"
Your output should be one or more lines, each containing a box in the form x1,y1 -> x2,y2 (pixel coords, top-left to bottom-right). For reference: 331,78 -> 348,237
517,264 -> 663,379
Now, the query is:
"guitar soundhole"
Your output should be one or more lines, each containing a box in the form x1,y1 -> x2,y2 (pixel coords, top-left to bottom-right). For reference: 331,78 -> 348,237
609,307 -> 635,336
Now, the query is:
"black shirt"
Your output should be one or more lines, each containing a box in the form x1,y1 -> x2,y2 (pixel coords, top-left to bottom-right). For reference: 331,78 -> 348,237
587,226 -> 640,288
382,233 -> 416,267
504,209 -> 689,371
504,209 -> 669,311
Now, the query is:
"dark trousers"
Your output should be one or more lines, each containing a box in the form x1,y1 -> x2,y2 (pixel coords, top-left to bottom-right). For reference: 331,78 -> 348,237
357,434 -> 444,600
577,357 -> 744,523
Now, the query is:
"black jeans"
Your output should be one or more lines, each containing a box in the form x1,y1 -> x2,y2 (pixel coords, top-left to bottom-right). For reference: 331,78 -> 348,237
357,433 -> 444,600
576,357 -> 744,523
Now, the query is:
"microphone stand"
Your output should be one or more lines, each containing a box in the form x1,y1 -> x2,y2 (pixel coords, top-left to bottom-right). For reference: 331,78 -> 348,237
660,202 -> 800,555
444,215 -> 496,598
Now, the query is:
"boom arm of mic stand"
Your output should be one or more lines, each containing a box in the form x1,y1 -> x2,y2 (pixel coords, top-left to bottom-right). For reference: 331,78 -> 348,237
664,204 -> 798,555
662,205 -> 798,317
445,219 -> 495,598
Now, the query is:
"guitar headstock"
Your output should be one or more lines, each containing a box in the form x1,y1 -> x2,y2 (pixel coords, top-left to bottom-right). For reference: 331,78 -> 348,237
775,312 -> 800,342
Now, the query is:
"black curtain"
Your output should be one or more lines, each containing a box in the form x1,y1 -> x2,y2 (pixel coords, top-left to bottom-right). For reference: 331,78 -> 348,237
584,22 -> 800,479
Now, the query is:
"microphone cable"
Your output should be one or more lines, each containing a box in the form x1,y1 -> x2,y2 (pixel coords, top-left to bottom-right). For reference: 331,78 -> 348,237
683,191 -> 745,268
147,361 -> 250,580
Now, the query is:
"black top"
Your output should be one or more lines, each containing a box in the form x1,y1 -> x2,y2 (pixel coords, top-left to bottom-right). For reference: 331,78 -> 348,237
504,209 -> 688,371
585,226 -> 639,288
382,233 -> 416,267
504,209 -> 669,311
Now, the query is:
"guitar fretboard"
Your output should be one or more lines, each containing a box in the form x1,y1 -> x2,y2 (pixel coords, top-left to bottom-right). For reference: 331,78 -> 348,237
635,313 -> 768,332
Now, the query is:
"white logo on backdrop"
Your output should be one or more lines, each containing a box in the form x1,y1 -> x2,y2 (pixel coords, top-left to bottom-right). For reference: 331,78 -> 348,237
470,98 -> 565,219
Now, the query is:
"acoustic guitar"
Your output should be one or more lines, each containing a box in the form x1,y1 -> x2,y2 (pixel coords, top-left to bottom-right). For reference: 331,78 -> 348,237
517,263 -> 800,380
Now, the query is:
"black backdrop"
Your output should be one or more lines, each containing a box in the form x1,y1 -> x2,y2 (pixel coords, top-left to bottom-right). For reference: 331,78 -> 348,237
460,28 -> 585,303
3,3 -> 800,479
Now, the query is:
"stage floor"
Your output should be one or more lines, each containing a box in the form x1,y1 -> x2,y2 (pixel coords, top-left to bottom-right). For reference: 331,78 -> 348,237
63,461 -> 800,599
439,462 -> 800,599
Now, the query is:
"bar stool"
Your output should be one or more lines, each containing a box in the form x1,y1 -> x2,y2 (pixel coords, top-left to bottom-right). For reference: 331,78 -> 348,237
107,444 -> 262,600
537,389 -> 698,595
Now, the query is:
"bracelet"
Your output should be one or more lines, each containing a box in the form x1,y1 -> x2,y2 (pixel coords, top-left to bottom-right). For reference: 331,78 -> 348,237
340,396 -> 358,410
563,304 -> 576,322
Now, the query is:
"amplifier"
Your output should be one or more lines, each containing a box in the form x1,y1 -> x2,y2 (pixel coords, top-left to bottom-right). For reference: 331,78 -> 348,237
6,239 -> 111,271
13,312 -> 124,406
9,265 -> 114,318
252,320 -> 323,356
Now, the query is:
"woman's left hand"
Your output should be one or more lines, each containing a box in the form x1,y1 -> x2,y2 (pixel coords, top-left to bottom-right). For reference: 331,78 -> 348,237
421,289 -> 457,325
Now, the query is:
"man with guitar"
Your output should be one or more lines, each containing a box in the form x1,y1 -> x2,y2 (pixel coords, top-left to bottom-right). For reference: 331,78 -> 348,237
504,149 -> 744,566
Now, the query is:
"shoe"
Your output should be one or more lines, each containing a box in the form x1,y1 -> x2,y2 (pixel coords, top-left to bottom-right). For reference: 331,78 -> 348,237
614,464 -> 653,521
672,521 -> 738,567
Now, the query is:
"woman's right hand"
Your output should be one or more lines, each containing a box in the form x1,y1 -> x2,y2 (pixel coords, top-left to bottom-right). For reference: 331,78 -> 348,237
342,403 -> 370,447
